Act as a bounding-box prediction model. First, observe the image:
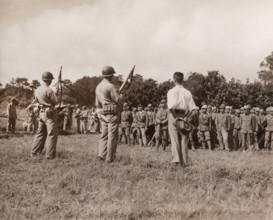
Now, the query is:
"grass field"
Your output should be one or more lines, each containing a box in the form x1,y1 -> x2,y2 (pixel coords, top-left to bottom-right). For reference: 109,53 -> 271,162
0,134 -> 273,220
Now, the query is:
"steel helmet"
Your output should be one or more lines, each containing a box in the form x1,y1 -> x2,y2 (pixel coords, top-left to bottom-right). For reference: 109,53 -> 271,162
42,72 -> 54,81
102,66 -> 116,77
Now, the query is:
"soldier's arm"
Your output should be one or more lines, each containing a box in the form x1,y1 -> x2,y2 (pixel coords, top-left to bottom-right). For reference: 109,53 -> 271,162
110,86 -> 120,104
48,90 -> 58,106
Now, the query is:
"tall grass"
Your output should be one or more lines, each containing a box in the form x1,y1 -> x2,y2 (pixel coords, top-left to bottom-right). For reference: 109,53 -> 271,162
0,135 -> 272,219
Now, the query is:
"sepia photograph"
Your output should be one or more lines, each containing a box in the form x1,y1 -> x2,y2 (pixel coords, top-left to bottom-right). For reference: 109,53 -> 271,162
0,0 -> 273,219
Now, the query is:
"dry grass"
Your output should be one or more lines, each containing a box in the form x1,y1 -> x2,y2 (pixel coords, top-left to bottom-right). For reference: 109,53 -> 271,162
0,134 -> 273,220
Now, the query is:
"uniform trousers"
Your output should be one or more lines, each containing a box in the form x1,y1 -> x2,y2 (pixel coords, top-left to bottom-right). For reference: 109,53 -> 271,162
31,109 -> 58,159
241,132 -> 254,150
27,117 -> 37,133
155,125 -> 168,149
137,127 -> 147,146
80,120 -> 87,134
168,113 -> 189,165
217,127 -> 230,150
264,131 -> 273,149
7,118 -> 16,132
233,128 -> 241,150
121,126 -> 131,144
98,114 -> 119,162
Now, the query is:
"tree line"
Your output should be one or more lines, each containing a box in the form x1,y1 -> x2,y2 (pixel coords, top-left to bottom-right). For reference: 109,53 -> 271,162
2,51 -> 273,109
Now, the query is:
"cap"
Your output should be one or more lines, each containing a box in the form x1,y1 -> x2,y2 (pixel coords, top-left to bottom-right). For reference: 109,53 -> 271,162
220,104 -> 225,109
202,105 -> 207,109
244,105 -> 251,110
235,109 -> 240,114
160,99 -> 167,104
147,104 -> 152,108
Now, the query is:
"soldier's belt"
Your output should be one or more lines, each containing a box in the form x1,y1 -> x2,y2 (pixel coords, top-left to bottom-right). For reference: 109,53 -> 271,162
102,104 -> 118,115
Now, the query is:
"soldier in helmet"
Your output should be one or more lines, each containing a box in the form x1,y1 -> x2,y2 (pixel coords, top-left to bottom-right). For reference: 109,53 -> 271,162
120,103 -> 133,145
136,104 -> 148,146
155,99 -> 168,151
30,72 -> 58,159
198,105 -> 212,150
7,98 -> 17,133
95,66 -> 122,162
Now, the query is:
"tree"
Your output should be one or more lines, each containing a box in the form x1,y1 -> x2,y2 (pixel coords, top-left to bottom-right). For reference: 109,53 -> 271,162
15,77 -> 29,87
258,51 -> 273,85
30,80 -> 40,89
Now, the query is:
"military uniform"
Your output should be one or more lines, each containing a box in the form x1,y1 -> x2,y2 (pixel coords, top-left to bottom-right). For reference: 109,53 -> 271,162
80,107 -> 88,135
155,100 -> 168,150
189,106 -> 199,150
63,105 -> 73,131
240,105 -> 256,151
215,104 -> 231,151
31,73 -> 58,159
74,106 -> 81,134
120,103 -> 133,145
95,66 -> 120,162
136,106 -> 148,146
198,105 -> 212,150
263,108 -> 273,150
146,104 -> 156,143
7,99 -> 17,133
233,110 -> 241,150
26,104 -> 38,134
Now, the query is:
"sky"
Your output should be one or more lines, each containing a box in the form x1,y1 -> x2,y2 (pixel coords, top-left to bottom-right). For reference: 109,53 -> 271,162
1,0 -> 273,85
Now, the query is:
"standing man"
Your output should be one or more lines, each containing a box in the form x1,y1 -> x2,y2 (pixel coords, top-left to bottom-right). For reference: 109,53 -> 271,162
7,98 -> 17,133
155,99 -> 169,151
30,72 -> 58,159
167,72 -> 196,167
198,105 -> 212,150
63,104 -> 73,131
120,103 -> 133,145
215,104 -> 231,151
240,105 -> 256,152
146,104 -> 156,143
26,103 -> 38,134
233,109 -> 241,150
95,66 -> 121,162
80,106 -> 88,135
74,105 -> 81,134
136,104 -> 148,146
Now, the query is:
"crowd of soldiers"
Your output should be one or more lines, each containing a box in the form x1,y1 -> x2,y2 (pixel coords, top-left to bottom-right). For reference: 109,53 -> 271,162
118,102 -> 273,152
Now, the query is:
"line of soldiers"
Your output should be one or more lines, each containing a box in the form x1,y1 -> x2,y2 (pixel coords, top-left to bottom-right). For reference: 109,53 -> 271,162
118,102 -> 273,152
119,99 -> 169,151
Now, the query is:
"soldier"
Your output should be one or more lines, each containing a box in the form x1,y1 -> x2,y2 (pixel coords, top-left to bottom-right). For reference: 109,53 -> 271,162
263,107 -> 273,151
80,106 -> 88,135
136,104 -> 148,146
120,103 -> 133,145
26,103 -> 38,134
167,72 -> 196,167
198,105 -> 212,150
215,104 -> 231,151
130,107 -> 138,145
240,105 -> 256,152
258,109 -> 266,149
229,108 -> 235,149
30,72 -> 58,159
74,105 -> 81,134
233,109 -> 241,150
7,98 -> 17,133
210,106 -> 218,148
155,99 -> 168,151
63,104 -> 73,131
95,66 -> 122,162
240,107 -> 245,115
146,104 -> 156,143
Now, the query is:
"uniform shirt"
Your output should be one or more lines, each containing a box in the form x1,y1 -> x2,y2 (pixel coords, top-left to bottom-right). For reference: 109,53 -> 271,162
264,115 -> 273,131
121,111 -> 132,127
240,114 -> 256,134
95,78 -> 119,108
136,111 -> 148,127
198,113 -> 211,131
75,108 -> 82,119
34,82 -> 58,107
233,116 -> 241,129
167,85 -> 196,111
215,113 -> 231,131
80,110 -> 88,122
147,111 -> 156,126
7,103 -> 17,119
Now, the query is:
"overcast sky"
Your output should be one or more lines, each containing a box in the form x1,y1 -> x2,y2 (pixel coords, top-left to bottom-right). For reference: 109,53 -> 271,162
1,0 -> 273,85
